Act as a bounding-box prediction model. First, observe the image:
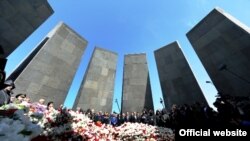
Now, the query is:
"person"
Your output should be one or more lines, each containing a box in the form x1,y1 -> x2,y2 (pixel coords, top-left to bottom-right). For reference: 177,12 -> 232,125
10,96 -> 15,103
39,98 -> 46,105
76,107 -> 83,114
0,80 -> 15,106
15,93 -> 26,104
110,113 -> 118,126
31,98 -> 46,113
47,101 -> 55,112
0,70 -> 6,86
21,96 -> 31,107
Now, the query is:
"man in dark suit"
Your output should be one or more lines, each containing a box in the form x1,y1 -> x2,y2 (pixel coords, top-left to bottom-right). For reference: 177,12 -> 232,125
0,80 -> 15,106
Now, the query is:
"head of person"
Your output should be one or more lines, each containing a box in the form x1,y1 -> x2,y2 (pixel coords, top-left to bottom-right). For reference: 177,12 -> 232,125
15,93 -> 26,102
39,99 -> 45,105
10,96 -> 15,103
171,104 -> 177,111
47,101 -> 54,110
3,80 -> 15,93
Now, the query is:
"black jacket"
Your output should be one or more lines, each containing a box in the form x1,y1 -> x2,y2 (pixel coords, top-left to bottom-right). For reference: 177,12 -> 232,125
0,90 -> 11,106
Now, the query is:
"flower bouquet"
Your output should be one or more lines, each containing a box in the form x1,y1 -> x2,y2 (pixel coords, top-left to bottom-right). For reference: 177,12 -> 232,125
0,110 -> 42,141
2,103 -> 175,140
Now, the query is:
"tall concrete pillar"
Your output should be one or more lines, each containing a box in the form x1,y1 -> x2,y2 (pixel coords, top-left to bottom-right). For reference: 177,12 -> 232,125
122,54 -> 154,113
73,47 -> 118,113
154,41 -> 207,109
187,8 -> 250,97
0,0 -> 53,58
10,22 -> 88,107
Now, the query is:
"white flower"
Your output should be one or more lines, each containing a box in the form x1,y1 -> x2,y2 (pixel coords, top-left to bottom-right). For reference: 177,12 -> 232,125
2,103 -> 175,140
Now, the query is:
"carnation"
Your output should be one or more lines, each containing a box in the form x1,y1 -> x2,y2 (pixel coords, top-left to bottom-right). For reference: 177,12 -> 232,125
1,103 -> 175,140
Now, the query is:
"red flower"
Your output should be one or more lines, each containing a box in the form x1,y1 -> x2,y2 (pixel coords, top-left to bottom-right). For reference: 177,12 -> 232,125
95,121 -> 102,127
46,117 -> 52,123
150,133 -> 157,139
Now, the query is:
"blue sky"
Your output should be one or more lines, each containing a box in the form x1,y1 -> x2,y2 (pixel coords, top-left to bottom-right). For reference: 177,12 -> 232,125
5,0 -> 250,112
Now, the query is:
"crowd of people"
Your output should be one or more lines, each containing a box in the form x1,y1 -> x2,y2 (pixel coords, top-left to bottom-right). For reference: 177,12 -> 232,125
72,93 -> 250,131
75,97 -> 250,130
0,80 -> 175,140
0,79 -> 57,114
1,79 -> 250,130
